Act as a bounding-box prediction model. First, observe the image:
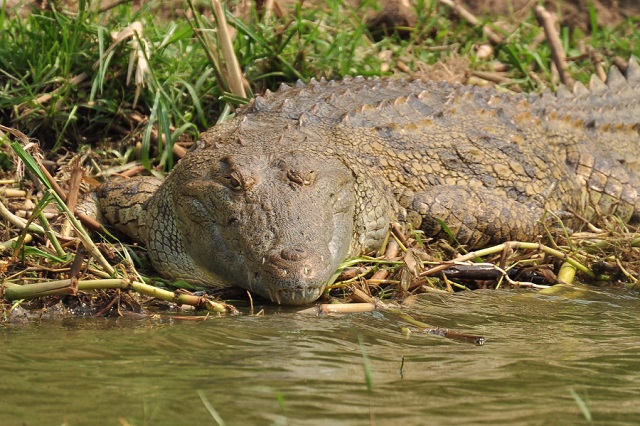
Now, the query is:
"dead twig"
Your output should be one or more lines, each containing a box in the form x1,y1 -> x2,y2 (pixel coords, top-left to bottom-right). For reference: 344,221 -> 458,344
17,73 -> 88,114
211,0 -> 247,98
61,158 -> 84,237
470,70 -> 513,85
535,5 -> 574,87
2,278 -> 238,314
437,0 -> 504,45
0,198 -> 46,235
97,0 -> 132,13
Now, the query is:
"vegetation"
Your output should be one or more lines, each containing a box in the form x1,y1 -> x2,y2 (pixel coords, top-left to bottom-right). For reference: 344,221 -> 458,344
0,0 -> 639,318
1,0 -> 638,162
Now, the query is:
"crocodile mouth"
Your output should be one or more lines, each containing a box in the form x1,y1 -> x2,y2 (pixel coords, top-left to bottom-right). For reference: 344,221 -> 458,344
245,264 -> 328,305
248,249 -> 330,304
265,287 -> 324,305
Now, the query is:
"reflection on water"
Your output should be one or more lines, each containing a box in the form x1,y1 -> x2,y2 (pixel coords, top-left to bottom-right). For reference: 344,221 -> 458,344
2,287 -> 640,425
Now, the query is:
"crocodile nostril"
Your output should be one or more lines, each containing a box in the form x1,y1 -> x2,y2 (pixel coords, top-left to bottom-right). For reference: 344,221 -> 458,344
280,247 -> 308,261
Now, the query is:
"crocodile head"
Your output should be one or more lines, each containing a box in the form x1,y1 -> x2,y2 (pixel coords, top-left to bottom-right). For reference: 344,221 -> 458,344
173,151 -> 356,305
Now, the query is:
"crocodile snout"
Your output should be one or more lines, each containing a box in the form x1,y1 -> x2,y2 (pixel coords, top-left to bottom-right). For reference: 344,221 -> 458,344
264,247 -> 316,280
279,247 -> 308,262
254,247 -> 330,304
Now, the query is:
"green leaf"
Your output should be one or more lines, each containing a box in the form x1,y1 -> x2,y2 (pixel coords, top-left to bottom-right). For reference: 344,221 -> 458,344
10,142 -> 51,189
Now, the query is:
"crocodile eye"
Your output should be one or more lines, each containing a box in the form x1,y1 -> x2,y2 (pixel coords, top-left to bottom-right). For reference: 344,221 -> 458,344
222,171 -> 256,191
227,173 -> 243,191
213,155 -> 255,191
287,170 -> 304,185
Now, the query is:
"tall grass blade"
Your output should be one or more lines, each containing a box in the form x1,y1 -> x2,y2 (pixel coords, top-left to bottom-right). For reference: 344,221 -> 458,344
141,90 -> 161,169
10,142 -> 51,189
157,98 -> 173,170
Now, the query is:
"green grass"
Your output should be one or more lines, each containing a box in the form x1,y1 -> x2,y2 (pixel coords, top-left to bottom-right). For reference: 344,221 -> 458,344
1,1 -> 219,170
1,0 -> 638,170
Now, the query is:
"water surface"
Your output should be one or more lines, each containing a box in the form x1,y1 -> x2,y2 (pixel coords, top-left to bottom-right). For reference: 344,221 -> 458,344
2,287 -> 640,425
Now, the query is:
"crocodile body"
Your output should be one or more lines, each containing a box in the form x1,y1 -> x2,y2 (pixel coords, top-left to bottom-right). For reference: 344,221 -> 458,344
96,59 -> 640,304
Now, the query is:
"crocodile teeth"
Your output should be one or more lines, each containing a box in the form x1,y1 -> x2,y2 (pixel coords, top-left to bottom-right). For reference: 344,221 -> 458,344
264,287 -> 324,305
268,288 -> 282,305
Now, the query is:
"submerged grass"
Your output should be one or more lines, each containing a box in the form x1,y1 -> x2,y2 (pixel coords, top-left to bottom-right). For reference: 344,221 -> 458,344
1,0 -> 640,317
570,389 -> 593,422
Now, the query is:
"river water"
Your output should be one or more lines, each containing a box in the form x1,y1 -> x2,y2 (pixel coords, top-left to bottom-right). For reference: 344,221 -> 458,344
2,286 -> 640,425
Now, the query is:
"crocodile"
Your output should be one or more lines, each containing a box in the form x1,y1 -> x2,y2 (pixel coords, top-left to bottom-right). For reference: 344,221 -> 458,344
94,58 -> 640,305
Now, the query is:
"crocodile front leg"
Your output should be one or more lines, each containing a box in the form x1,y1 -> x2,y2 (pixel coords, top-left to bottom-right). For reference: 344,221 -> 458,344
404,185 -> 551,248
86,176 -> 214,286
95,176 -> 163,242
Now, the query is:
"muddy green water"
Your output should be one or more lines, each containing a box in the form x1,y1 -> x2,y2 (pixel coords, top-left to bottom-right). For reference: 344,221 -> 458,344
2,287 -> 640,425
